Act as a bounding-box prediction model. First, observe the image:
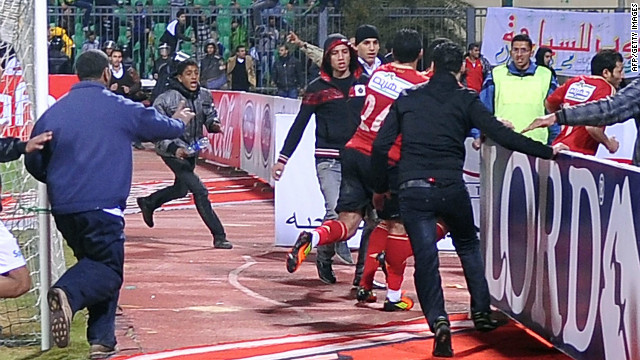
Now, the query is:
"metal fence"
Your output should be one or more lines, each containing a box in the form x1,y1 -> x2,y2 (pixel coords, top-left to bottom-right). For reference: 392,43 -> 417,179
46,4 -> 629,93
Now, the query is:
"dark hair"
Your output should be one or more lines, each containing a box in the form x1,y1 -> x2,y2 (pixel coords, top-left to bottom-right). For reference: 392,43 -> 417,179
392,29 -> 422,63
110,47 -> 123,56
432,42 -> 464,74
76,49 -> 109,80
535,47 -> 553,67
511,33 -> 532,49
467,42 -> 480,51
591,49 -> 623,76
235,45 -> 246,52
176,58 -> 199,76
177,9 -> 185,18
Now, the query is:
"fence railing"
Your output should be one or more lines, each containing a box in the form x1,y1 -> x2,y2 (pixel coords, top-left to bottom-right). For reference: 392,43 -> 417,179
47,4 -> 629,93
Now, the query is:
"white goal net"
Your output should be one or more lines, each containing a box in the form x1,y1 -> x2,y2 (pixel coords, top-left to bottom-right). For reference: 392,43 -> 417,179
0,0 -> 66,347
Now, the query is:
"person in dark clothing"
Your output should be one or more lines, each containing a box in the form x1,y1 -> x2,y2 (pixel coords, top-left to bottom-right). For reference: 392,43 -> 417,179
272,44 -> 304,98
132,0 -> 152,77
137,58 -> 233,250
200,39 -> 227,90
48,36 -> 72,75
25,49 -> 192,360
108,48 -> 144,102
535,46 -> 557,78
160,9 -> 193,56
370,42 -> 567,357
273,33 -> 369,284
0,133 -> 52,299
227,45 -> 256,91
152,43 -> 175,101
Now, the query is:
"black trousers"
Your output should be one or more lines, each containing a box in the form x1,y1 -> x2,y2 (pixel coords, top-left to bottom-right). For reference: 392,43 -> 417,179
147,156 -> 226,238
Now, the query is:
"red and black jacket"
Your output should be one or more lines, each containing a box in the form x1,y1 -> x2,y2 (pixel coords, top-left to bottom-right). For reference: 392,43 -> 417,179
278,35 -> 369,164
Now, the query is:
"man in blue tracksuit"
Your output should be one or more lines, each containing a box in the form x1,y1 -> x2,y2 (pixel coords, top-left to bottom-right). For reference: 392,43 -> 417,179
25,50 -> 193,360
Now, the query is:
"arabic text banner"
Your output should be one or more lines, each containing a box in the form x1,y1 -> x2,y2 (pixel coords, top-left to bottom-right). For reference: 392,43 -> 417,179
482,7 -> 638,77
480,140 -> 640,360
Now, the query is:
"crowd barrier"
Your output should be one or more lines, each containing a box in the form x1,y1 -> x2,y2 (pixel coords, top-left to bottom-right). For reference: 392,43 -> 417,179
480,141 -> 640,360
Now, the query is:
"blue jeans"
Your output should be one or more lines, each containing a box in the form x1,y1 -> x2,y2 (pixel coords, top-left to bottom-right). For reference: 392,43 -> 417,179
73,0 -> 93,28
399,180 -> 490,331
315,158 -> 348,264
53,210 -> 125,348
277,89 -> 298,99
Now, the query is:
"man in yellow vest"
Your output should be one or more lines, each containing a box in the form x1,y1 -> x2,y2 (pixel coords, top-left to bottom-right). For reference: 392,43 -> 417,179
480,33 -> 558,144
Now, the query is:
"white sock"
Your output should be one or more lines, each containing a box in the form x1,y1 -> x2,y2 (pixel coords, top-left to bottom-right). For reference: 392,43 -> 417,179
386,288 -> 402,303
311,231 -> 320,248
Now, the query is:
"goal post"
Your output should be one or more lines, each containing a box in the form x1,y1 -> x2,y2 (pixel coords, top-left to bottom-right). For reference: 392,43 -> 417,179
0,0 -> 64,351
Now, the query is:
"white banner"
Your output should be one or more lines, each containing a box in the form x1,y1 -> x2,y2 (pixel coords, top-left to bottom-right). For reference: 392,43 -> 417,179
273,113 -> 363,248
482,7 -> 638,77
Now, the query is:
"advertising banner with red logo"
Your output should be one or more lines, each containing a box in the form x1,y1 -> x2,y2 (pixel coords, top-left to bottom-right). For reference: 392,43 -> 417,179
0,74 -> 77,139
202,91 -> 299,183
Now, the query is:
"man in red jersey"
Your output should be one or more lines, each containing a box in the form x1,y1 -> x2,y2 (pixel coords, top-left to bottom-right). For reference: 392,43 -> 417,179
285,29 -> 447,311
547,49 -> 623,155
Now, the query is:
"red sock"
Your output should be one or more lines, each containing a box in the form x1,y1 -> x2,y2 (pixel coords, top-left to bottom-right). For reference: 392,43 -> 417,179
315,220 -> 348,246
436,220 -> 448,241
385,233 -> 413,291
359,223 -> 388,290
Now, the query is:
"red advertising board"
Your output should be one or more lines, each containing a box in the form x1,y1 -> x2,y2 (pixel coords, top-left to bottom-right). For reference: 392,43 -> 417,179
201,91 -> 242,168
0,75 -> 77,139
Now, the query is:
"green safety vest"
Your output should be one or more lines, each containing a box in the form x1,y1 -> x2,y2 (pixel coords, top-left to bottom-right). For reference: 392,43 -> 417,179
492,64 -> 552,144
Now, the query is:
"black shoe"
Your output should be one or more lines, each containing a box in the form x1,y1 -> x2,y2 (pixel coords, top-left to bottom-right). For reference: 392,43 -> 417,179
352,274 -> 362,288
286,231 -> 312,273
472,311 -> 500,332
132,142 -> 145,150
372,279 -> 387,290
316,261 -> 336,284
213,236 -> 233,249
355,287 -> 377,303
136,197 -> 155,228
432,318 -> 453,357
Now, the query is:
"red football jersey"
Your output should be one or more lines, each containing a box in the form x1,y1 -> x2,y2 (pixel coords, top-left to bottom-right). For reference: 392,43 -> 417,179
549,75 -> 616,155
346,63 -> 430,163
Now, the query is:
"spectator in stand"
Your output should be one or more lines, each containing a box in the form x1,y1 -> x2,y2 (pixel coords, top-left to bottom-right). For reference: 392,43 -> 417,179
227,45 -> 256,91
0,132 -> 52,299
137,58 -> 233,250
132,0 -> 152,77
271,44 -> 303,98
160,9 -> 194,56
170,0 -> 186,21
49,36 -> 73,75
546,49 -> 623,156
61,0 -> 92,32
82,31 -> 100,53
251,0 -> 279,28
108,48 -> 143,102
49,23 -> 74,58
479,33 -> 557,145
200,39 -> 227,90
195,9 -> 213,61
102,40 -> 116,58
25,49 -> 191,360
230,18 -> 248,61
97,12 -> 120,44
257,16 -> 279,87
153,43 -> 172,82
59,4 -> 76,38
152,45 -> 181,102
462,42 -> 491,93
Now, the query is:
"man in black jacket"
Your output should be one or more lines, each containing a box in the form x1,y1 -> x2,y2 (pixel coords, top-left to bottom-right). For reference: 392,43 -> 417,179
272,33 -> 368,284
272,44 -> 304,98
371,42 -> 566,357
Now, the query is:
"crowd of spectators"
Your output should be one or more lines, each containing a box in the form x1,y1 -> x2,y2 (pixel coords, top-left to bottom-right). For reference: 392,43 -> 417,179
46,0 -> 342,98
